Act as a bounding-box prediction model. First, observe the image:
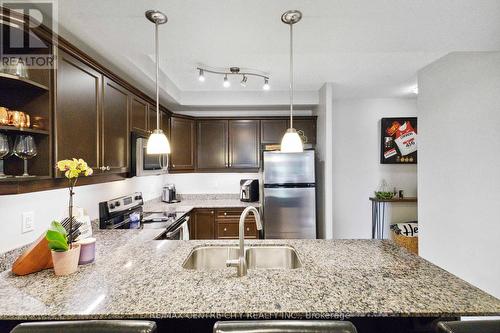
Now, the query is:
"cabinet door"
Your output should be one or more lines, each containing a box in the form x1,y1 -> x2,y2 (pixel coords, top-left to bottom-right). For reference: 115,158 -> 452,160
148,105 -> 158,132
102,77 -> 129,173
293,118 -> 316,144
170,116 -> 195,170
229,119 -> 260,168
161,111 -> 170,137
197,120 -> 228,170
56,51 -> 101,173
261,119 -> 288,144
130,96 -> 148,134
193,209 -> 215,239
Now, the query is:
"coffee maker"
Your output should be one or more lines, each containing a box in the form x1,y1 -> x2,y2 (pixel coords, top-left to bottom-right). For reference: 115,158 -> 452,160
162,184 -> 178,203
240,179 -> 259,202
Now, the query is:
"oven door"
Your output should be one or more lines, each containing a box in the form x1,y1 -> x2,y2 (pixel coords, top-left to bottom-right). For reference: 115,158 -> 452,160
165,217 -> 190,240
134,136 -> 168,176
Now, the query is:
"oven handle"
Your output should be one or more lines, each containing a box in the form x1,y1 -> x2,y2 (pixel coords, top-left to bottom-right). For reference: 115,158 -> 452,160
166,217 -> 190,239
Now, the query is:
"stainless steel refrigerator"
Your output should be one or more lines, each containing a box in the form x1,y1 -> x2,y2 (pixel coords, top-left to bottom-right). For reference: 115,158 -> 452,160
262,150 -> 316,239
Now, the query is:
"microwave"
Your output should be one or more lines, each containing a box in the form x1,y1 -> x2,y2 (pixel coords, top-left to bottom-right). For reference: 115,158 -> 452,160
131,133 -> 168,177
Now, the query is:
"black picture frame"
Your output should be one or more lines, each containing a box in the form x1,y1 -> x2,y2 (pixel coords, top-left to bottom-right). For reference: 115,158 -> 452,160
380,117 -> 417,164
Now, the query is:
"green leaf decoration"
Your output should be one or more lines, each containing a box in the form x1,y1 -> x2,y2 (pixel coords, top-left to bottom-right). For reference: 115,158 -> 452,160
45,221 -> 69,252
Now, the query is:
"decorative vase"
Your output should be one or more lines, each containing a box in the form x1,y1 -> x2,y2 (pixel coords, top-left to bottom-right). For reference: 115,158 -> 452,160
51,243 -> 81,276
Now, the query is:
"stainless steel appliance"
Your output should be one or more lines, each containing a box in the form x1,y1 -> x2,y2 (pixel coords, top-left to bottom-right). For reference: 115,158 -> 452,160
130,133 -> 168,177
162,184 -> 178,203
240,179 -> 259,202
262,150 -> 316,239
98,192 -> 189,240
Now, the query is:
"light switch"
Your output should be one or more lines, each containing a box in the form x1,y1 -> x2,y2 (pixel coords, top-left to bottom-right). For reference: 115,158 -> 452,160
22,211 -> 35,233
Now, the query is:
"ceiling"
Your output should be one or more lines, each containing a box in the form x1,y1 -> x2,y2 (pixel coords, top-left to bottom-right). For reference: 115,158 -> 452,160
50,0 -> 500,107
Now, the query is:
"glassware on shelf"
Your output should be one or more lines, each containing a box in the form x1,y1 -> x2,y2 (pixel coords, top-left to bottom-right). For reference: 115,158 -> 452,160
13,134 -> 37,178
0,133 -> 11,178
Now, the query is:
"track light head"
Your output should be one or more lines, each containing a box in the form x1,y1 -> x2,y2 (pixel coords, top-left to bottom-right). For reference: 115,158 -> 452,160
223,74 -> 231,88
240,75 -> 248,87
262,78 -> 270,90
198,69 -> 205,82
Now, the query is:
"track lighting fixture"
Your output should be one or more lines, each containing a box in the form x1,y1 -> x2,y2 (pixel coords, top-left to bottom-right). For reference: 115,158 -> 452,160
196,66 -> 269,90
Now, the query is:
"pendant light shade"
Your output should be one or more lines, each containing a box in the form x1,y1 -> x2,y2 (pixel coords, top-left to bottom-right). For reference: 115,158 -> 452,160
280,10 -> 303,153
145,10 -> 171,155
147,129 -> 171,154
281,128 -> 303,152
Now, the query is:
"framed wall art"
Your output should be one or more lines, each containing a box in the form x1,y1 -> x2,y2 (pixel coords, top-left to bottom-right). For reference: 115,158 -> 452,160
380,117 -> 417,164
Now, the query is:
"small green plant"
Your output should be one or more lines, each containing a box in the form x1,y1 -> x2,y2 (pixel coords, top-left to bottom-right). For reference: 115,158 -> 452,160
45,221 -> 69,252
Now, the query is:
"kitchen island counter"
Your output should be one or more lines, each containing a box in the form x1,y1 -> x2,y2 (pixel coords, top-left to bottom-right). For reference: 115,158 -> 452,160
0,230 -> 499,321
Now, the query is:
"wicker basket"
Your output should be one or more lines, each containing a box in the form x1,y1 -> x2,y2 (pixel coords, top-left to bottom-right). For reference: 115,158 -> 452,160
391,232 -> 418,255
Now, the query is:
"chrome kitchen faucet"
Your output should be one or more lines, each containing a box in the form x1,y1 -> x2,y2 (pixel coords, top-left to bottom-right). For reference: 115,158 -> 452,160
226,206 -> 262,277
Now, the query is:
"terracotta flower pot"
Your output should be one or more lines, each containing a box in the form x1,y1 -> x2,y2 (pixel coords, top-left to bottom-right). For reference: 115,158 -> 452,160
51,244 -> 81,276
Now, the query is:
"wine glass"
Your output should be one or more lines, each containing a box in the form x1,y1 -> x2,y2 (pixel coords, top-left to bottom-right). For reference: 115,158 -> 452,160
13,135 -> 37,177
0,133 -> 11,178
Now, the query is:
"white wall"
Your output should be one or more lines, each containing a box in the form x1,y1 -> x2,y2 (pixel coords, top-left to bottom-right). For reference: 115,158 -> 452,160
0,175 -> 167,253
314,83 -> 334,239
418,52 -> 500,298
165,173 -> 259,194
332,98 -> 418,239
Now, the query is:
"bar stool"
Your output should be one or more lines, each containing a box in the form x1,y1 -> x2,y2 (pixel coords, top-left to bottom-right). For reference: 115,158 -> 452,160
213,320 -> 357,333
437,320 -> 500,333
10,320 -> 157,333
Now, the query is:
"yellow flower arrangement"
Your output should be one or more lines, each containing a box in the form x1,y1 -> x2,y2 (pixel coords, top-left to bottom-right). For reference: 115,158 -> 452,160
55,158 -> 93,244
56,158 -> 93,179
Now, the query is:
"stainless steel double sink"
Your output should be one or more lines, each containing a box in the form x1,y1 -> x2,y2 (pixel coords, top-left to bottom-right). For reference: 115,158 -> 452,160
182,245 -> 302,271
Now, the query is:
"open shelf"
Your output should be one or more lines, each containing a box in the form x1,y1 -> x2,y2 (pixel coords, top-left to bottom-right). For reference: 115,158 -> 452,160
0,72 -> 49,92
0,125 -> 49,135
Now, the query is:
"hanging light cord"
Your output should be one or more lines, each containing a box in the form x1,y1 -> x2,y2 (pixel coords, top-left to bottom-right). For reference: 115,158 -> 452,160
155,21 -> 160,130
289,21 -> 294,129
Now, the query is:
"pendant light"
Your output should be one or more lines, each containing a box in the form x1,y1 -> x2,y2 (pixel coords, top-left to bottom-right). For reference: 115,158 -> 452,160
280,10 -> 303,153
145,10 -> 171,155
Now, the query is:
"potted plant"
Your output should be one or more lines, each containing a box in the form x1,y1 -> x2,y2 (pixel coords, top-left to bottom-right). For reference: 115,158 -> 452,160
46,221 -> 80,275
44,159 -> 93,275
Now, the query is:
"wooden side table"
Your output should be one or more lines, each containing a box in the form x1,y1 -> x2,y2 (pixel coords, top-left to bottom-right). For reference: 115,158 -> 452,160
369,197 -> 418,239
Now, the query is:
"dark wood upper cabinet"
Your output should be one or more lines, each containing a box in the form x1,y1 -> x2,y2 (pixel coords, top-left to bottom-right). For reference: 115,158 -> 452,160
161,111 -> 170,137
55,50 -> 101,173
293,118 -> 316,144
130,96 -> 148,134
261,119 -> 288,144
148,105 -> 158,132
197,120 -> 228,170
170,116 -> 195,170
102,77 -> 129,173
229,119 -> 260,168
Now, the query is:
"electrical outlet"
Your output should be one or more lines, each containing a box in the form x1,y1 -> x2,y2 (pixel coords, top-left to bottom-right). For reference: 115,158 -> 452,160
22,211 -> 35,233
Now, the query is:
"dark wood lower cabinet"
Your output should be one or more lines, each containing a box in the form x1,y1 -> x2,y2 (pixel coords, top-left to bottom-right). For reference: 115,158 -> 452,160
189,207 -> 260,240
191,208 -> 216,240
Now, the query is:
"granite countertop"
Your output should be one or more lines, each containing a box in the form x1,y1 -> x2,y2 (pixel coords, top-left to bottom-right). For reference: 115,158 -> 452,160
0,229 -> 499,320
143,193 -> 260,212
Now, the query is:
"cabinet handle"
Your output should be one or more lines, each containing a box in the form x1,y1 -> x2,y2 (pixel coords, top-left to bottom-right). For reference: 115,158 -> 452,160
172,164 -> 176,168
106,166 -> 110,171
223,228 -> 227,232
246,227 -> 250,232
224,212 -> 227,216
211,211 -> 214,214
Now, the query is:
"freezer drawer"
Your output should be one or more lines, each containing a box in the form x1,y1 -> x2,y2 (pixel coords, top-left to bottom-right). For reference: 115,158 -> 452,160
263,187 -> 316,239
263,151 -> 315,185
